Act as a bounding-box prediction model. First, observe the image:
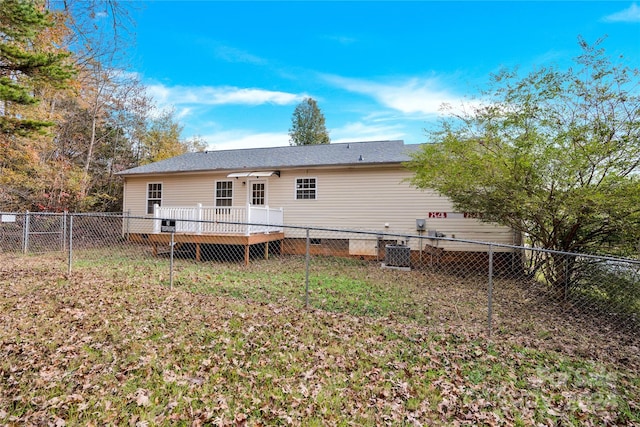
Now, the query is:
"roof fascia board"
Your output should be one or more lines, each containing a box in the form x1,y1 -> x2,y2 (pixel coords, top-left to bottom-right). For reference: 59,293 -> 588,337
120,161 -> 405,177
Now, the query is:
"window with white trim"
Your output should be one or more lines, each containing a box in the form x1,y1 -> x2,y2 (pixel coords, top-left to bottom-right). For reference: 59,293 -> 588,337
146,182 -> 162,214
296,177 -> 317,200
215,180 -> 233,207
251,181 -> 266,206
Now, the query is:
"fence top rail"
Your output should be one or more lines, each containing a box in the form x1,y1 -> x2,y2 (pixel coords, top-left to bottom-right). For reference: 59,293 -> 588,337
1,211 -> 67,216
1,211 -> 123,217
3,211 -> 638,265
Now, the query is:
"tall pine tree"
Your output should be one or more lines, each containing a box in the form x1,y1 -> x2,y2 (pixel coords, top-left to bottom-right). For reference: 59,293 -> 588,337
0,0 -> 73,135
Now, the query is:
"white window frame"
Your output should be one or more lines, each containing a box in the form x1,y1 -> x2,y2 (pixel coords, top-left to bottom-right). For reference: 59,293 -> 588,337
215,180 -> 234,207
146,182 -> 163,215
295,177 -> 317,200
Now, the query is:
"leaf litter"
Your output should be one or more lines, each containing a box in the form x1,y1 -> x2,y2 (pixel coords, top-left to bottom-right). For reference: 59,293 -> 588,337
0,253 -> 638,426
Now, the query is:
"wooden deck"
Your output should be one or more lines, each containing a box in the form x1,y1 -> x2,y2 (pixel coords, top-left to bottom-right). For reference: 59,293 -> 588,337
136,232 -> 285,265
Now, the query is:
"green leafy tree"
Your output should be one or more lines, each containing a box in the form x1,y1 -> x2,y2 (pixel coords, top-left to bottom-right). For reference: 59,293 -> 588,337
140,108 -> 206,165
288,97 -> 330,146
407,38 -> 640,286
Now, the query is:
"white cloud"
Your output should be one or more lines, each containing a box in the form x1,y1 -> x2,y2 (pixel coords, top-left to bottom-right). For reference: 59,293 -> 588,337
147,83 -> 307,108
602,3 -> 640,22
196,123 -> 406,151
175,107 -> 192,120
198,130 -> 290,151
214,45 -> 266,65
323,74 -> 467,116
147,84 -> 171,104
330,121 -> 406,143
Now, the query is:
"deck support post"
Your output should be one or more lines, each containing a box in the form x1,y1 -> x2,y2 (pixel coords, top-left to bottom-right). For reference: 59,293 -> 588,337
144,231 -> 284,266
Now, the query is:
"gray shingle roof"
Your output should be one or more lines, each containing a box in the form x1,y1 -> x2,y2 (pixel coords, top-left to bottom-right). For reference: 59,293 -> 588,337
118,140 -> 421,176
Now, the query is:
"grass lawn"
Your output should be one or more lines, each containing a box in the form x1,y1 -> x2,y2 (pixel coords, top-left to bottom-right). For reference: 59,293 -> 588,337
0,251 -> 638,426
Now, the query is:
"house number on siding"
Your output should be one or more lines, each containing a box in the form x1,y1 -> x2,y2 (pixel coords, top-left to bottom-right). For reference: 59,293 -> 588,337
428,212 -> 483,219
428,212 -> 447,218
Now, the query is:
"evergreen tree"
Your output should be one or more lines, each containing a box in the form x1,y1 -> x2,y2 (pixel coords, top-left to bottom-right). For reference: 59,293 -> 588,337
0,0 -> 74,135
288,97 -> 330,146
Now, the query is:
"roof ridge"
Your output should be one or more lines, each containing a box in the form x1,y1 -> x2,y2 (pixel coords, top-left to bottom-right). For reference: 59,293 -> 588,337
118,139 -> 415,176
199,139 -> 404,154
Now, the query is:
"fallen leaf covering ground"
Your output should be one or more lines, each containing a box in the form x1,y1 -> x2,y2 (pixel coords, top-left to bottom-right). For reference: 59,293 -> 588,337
0,252 -> 639,426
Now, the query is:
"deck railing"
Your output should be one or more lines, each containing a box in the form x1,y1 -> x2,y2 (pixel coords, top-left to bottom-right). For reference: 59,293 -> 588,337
153,204 -> 283,235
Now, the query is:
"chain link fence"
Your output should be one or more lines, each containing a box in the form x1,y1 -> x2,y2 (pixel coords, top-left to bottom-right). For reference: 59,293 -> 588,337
1,211 -> 638,344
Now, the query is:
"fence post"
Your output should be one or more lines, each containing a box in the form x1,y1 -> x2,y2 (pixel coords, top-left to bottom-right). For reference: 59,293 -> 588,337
169,231 -> 175,290
61,211 -> 67,252
487,244 -> 494,338
305,228 -> 310,308
67,215 -> 73,276
564,256 -> 569,301
22,210 -> 30,254
125,209 -> 131,238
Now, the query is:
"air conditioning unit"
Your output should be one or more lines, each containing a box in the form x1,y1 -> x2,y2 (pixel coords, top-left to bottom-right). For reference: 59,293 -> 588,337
385,244 -> 411,268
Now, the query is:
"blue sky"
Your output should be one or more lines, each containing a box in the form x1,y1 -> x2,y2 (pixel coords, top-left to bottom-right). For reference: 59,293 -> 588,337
127,1 -> 640,150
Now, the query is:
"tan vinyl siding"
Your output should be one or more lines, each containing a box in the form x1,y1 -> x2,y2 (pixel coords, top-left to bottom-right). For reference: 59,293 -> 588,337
270,166 -> 515,250
122,165 -> 516,250
271,166 -> 450,230
123,174 -> 241,234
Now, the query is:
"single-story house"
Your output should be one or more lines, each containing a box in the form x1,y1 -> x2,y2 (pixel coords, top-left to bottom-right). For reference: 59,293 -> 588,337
118,140 -> 519,266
